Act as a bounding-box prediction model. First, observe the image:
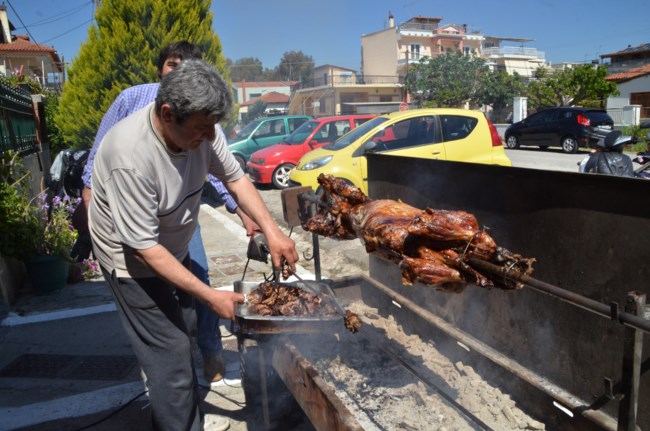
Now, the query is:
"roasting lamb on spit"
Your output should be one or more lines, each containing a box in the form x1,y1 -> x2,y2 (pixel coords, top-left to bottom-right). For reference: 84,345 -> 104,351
302,174 -> 535,291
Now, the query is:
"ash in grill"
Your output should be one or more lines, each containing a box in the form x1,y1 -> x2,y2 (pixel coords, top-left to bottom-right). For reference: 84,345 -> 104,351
247,281 -> 337,317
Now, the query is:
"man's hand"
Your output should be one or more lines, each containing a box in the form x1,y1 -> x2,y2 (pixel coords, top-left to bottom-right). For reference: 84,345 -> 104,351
235,207 -> 261,236
133,244 -> 245,319
266,230 -> 298,273
205,289 -> 245,320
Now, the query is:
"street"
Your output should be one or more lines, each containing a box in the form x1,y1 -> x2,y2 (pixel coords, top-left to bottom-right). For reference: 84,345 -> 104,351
505,147 -> 590,172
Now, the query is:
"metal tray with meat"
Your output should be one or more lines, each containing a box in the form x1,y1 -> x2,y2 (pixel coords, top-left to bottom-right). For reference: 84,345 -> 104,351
233,280 -> 343,336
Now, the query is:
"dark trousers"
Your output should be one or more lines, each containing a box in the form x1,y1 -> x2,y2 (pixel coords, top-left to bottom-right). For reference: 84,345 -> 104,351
102,268 -> 202,431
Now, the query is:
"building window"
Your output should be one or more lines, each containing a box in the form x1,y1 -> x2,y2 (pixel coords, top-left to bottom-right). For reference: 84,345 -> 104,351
410,44 -> 421,60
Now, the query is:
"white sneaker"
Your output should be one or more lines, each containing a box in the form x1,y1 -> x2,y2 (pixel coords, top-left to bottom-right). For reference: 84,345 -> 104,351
204,414 -> 230,431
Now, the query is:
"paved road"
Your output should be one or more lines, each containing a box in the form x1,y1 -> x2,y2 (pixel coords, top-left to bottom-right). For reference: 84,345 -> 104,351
505,147 -> 589,172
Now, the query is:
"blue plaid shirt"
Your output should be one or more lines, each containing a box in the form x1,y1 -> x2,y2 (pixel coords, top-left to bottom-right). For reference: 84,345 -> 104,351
82,82 -> 238,213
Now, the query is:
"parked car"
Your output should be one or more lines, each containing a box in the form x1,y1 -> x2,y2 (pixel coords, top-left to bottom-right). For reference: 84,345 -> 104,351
504,107 -> 614,153
247,115 -> 375,188
289,108 -> 511,194
228,115 -> 311,169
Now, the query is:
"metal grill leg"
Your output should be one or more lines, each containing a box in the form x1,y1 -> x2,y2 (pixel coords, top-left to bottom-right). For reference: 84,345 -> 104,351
617,292 -> 646,431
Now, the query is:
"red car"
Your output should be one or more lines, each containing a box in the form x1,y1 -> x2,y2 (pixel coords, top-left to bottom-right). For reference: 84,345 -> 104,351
247,114 -> 375,188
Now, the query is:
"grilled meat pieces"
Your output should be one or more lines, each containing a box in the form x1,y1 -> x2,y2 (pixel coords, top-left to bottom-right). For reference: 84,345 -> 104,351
248,281 -> 337,317
247,281 -> 363,334
302,174 -> 535,291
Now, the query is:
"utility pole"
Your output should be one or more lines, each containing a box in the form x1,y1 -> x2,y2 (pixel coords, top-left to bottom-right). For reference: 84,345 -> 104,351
404,50 -> 409,102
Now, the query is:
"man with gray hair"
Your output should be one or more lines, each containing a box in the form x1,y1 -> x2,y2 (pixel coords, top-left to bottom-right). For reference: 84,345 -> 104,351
89,59 -> 298,431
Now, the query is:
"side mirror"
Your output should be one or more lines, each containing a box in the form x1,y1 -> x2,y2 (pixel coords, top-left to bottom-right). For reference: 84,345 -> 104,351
604,130 -> 622,149
308,140 -> 317,149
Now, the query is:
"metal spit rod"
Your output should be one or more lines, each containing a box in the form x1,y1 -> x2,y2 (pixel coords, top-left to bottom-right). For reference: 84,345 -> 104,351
467,258 -> 650,334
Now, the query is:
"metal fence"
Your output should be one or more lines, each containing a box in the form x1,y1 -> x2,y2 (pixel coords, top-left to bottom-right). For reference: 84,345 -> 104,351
0,81 -> 39,156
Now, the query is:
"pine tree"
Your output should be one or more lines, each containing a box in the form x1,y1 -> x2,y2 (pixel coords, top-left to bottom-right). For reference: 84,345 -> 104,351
56,0 -> 231,148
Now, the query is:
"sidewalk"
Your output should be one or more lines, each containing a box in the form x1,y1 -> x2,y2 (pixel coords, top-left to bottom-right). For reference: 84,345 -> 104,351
0,199 -> 314,431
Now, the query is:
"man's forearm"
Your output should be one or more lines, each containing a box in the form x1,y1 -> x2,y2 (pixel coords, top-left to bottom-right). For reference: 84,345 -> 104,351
133,244 -> 242,318
224,176 -> 298,268
82,187 -> 92,215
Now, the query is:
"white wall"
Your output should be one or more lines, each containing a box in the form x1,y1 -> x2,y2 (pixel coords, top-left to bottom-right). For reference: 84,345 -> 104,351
607,75 -> 650,109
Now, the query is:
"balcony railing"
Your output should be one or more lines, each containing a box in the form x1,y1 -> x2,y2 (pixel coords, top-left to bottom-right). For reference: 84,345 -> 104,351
298,75 -> 403,89
0,81 -> 39,156
482,46 -> 545,60
604,59 -> 650,74
399,22 -> 438,33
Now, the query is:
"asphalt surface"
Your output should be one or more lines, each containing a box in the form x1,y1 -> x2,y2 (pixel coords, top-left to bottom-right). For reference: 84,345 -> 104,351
0,195 -> 326,431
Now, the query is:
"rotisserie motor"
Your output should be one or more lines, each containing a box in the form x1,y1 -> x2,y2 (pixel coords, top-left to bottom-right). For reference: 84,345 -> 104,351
302,174 -> 535,291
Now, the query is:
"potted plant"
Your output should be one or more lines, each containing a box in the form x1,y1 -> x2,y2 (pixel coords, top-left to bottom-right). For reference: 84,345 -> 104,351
1,152 -> 79,294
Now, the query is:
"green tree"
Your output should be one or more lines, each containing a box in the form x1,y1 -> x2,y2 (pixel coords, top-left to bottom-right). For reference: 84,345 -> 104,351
526,65 -> 618,110
56,0 -> 231,149
405,51 -> 489,108
474,71 -> 527,122
242,100 -> 267,124
271,51 -> 314,82
227,57 -> 266,82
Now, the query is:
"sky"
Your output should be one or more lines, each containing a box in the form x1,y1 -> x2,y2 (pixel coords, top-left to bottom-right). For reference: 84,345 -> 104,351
10,0 -> 650,72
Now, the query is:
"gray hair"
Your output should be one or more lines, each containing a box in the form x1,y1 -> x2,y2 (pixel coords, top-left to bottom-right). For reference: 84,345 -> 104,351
155,59 -> 232,123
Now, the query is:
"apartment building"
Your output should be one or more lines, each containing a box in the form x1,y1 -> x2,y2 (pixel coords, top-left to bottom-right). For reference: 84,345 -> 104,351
287,64 -> 403,117
362,14 -> 545,79
288,13 -> 545,117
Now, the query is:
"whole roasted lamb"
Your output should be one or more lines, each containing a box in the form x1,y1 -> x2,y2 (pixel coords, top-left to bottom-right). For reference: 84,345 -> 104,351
302,174 -> 534,292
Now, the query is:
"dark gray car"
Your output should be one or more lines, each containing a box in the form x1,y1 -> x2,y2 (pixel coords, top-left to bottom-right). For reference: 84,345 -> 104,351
504,107 -> 614,153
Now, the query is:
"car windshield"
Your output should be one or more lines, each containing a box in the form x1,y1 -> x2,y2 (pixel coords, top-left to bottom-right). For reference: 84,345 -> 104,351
231,119 -> 261,140
325,117 -> 388,150
285,120 -> 318,144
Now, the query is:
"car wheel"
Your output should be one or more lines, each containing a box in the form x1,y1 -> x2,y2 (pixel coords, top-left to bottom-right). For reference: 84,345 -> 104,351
234,155 -> 246,171
271,163 -> 295,189
505,134 -> 519,149
561,136 -> 578,154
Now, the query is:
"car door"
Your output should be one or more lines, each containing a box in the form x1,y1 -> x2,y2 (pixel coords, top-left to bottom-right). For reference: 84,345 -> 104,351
357,115 -> 445,189
251,118 -> 288,154
540,109 -> 563,146
438,114 -> 489,162
520,110 -> 554,146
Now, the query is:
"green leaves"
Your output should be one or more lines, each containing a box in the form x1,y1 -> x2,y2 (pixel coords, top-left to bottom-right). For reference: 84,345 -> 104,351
526,65 -> 618,109
56,0 -> 231,149
405,51 -> 489,108
404,53 -> 619,114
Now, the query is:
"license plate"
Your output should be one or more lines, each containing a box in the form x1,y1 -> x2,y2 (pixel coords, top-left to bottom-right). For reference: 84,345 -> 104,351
597,125 -> 612,130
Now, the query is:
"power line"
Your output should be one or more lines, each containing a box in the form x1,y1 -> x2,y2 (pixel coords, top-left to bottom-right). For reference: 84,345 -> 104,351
5,0 -> 38,43
41,18 -> 94,45
7,0 -> 95,49
16,1 -> 92,29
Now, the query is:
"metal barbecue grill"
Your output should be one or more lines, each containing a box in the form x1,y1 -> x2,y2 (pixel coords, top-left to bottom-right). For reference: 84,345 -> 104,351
236,154 -> 650,431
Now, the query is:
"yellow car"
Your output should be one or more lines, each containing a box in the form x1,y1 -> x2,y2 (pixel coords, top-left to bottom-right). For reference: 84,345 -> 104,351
289,108 -> 511,194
